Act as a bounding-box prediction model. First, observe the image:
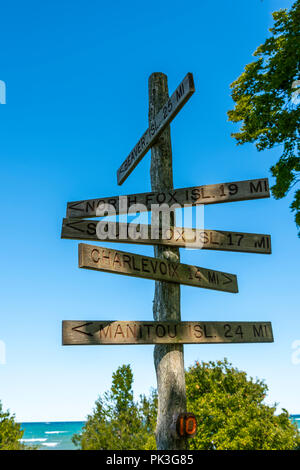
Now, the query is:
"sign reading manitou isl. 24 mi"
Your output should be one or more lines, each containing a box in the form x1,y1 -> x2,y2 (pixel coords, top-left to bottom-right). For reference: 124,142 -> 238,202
62,321 -> 274,345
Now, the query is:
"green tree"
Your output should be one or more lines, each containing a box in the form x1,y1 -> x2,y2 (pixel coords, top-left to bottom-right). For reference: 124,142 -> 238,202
228,0 -> 300,234
73,361 -> 300,450
72,364 -> 157,450
0,401 -> 29,450
186,359 -> 300,450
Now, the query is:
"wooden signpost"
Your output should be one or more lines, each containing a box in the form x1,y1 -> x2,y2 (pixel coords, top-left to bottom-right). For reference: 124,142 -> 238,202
78,243 -> 238,293
62,320 -> 274,345
61,72 -> 273,451
62,219 -> 271,254
117,73 -> 195,185
66,177 -> 270,219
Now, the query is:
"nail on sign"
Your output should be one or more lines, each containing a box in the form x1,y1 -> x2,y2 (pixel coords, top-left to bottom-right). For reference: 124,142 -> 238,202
78,243 -> 238,293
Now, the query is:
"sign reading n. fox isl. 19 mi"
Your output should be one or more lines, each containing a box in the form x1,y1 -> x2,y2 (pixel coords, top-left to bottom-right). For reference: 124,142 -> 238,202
117,73 -> 195,185
66,178 -> 270,219
61,219 -> 271,254
62,321 -> 274,345
78,243 -> 238,293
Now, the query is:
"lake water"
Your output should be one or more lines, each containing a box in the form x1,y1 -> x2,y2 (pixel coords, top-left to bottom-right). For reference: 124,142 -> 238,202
20,421 -> 84,450
20,415 -> 300,450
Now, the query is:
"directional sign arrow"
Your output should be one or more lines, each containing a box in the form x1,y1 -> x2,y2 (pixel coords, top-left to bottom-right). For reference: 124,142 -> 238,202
66,178 -> 270,219
71,322 -> 94,337
222,273 -> 235,285
64,220 -> 85,233
117,73 -> 195,185
62,321 -> 274,345
78,243 -> 238,293
61,219 -> 271,254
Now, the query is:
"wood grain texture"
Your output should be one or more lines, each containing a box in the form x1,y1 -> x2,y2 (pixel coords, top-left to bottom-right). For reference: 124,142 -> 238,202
66,178 -> 270,219
148,73 -> 186,451
61,219 -> 271,254
117,73 -> 195,185
78,243 -> 238,293
62,321 -> 274,345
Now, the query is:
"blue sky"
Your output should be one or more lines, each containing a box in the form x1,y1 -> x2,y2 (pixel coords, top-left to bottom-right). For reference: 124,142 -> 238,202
1,0 -> 299,422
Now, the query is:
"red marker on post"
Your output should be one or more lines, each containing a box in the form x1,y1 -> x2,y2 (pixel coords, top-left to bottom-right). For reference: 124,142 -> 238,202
176,413 -> 197,438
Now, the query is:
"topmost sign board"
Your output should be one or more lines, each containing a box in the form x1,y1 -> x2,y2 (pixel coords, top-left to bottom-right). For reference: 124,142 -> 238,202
117,73 -> 195,185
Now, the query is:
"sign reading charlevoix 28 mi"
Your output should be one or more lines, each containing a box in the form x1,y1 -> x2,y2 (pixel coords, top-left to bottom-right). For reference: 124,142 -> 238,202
66,177 -> 270,219
62,219 -> 271,254
62,321 -> 274,345
78,243 -> 238,293
117,73 -> 195,185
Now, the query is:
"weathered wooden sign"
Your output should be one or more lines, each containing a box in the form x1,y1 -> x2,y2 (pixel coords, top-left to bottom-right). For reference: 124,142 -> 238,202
117,73 -> 195,185
62,219 -> 271,254
78,243 -> 238,293
66,178 -> 270,219
62,320 -> 274,345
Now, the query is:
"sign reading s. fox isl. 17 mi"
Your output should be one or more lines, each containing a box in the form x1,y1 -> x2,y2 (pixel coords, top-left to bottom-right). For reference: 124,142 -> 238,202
61,219 -> 271,254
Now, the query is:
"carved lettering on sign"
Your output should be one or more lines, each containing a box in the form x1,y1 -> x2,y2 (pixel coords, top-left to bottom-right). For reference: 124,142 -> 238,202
117,73 -> 195,185
61,219 -> 271,254
66,178 -> 270,219
62,321 -> 274,345
78,243 -> 238,293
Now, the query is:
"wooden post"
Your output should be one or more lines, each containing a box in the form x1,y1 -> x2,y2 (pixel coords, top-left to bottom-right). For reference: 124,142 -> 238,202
149,73 -> 188,450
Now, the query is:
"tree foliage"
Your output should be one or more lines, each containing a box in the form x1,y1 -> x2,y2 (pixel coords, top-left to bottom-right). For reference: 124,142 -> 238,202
73,360 -> 299,451
0,401 -> 29,450
228,0 -> 300,234
186,359 -> 300,450
72,364 -> 157,450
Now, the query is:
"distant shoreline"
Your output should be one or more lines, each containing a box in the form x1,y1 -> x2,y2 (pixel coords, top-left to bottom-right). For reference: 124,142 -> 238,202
18,414 -> 300,424
18,420 -> 85,424
18,418 -> 299,451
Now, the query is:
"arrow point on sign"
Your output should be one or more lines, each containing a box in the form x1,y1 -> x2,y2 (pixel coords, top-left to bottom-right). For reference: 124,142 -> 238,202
65,219 -> 85,233
68,202 -> 84,212
222,273 -> 234,285
72,322 -> 94,337
222,274 -> 238,293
